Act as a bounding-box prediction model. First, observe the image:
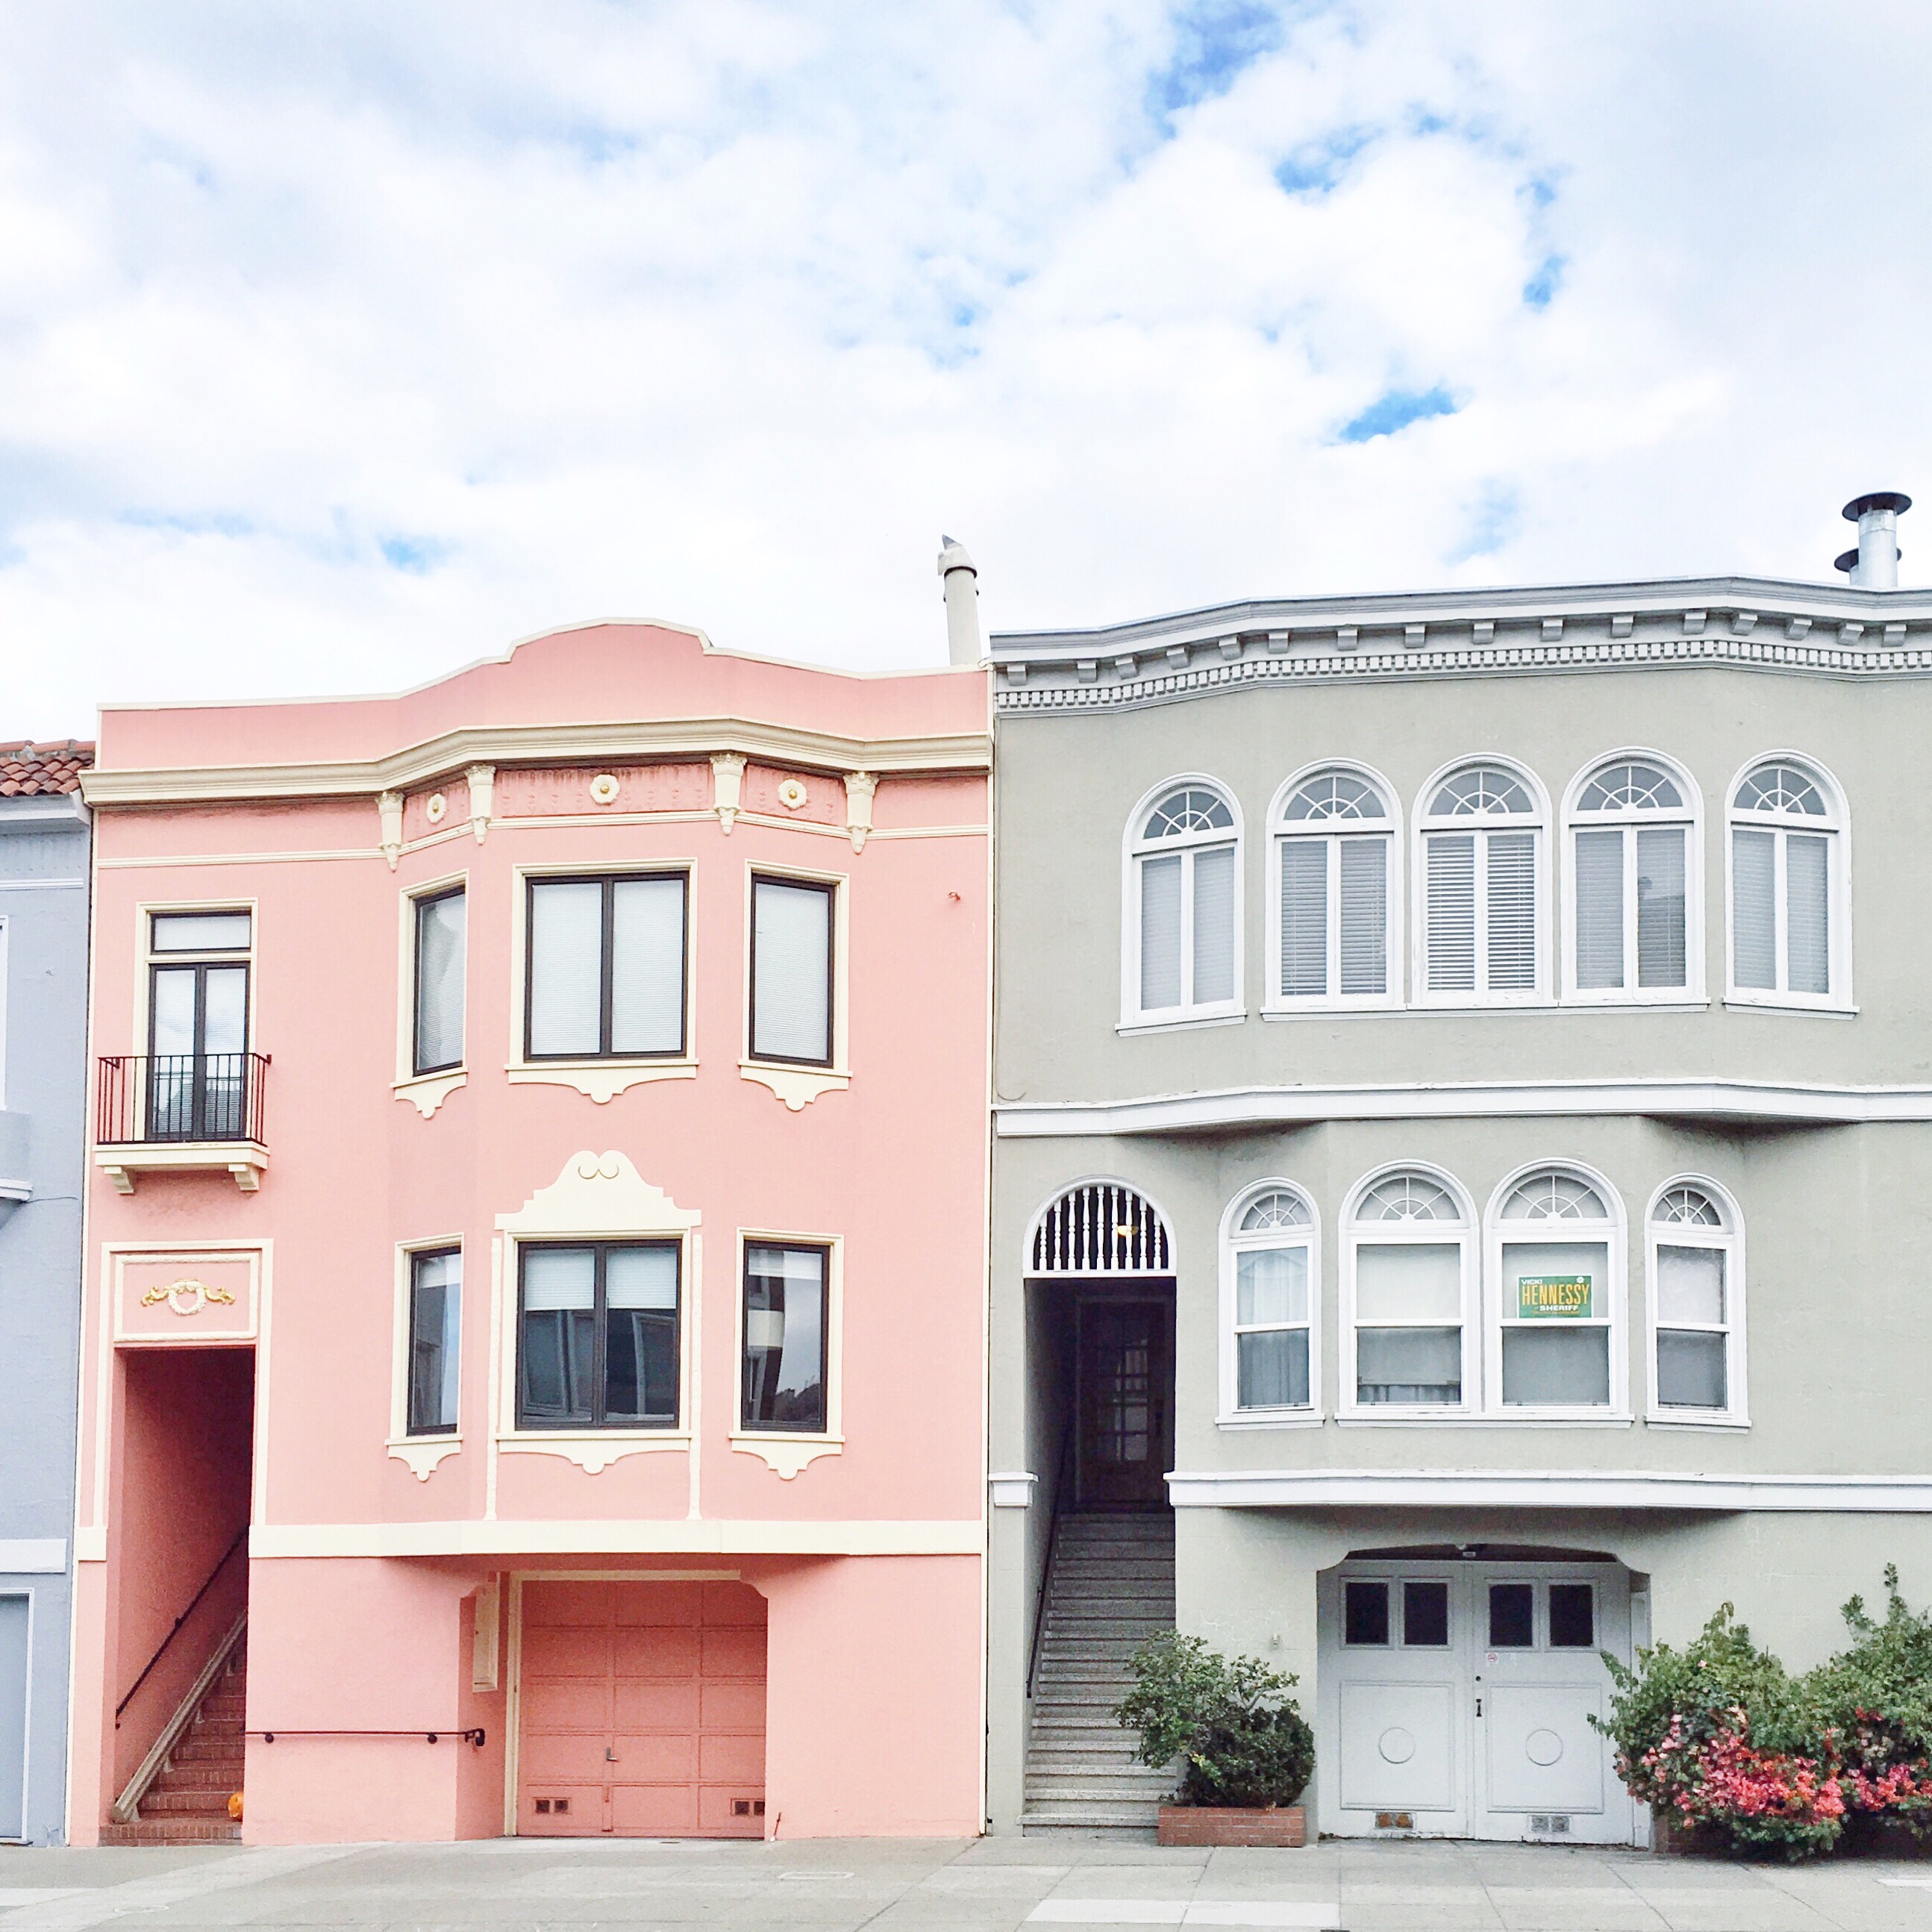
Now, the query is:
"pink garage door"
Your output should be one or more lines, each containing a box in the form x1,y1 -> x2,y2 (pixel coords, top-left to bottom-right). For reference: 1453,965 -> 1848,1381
516,1579 -> 767,1836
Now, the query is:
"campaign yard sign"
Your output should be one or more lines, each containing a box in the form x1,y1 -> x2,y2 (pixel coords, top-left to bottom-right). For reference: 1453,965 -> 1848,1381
1516,1275 -> 1592,1319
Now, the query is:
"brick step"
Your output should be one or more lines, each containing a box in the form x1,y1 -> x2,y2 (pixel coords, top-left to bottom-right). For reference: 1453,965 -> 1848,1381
153,1763 -> 245,1791
101,1819 -> 241,1845
169,1736 -> 246,1766
140,1789 -> 238,1818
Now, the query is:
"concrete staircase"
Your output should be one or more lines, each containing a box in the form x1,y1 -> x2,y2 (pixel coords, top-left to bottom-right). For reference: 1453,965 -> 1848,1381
101,1641 -> 246,1845
1022,1511 -> 1176,1832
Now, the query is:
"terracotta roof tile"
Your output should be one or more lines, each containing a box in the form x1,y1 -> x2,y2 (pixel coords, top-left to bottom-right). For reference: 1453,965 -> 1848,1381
0,740 -> 95,797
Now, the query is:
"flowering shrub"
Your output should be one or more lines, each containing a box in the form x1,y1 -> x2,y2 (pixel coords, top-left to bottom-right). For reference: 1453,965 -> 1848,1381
1810,1566 -> 1932,1836
1595,1604 -> 1843,1857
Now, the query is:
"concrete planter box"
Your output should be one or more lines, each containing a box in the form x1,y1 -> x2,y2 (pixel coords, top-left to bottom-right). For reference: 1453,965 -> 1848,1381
1157,1804 -> 1306,1848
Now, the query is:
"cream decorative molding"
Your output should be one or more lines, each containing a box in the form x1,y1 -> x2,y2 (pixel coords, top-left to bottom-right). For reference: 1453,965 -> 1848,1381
710,751 -> 746,833
740,1062 -> 850,1111
777,777 -> 808,810
139,1278 -> 235,1317
248,1517 -> 984,1558
505,1060 -> 697,1104
390,1437 -> 463,1481
393,1070 -> 466,1119
376,791 -> 404,870
1166,1468 -> 1932,1513
498,1431 -> 688,1475
589,772 -> 619,805
498,1148 -> 701,1239
731,1434 -> 843,1480
842,771 -> 877,852
96,1143 -> 268,1192
426,791 -> 448,823
465,764 -> 495,842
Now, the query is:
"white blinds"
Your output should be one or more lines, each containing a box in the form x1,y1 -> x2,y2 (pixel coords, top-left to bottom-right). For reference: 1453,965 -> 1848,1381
1731,828 -> 1776,989
1636,826 -> 1687,989
415,890 -> 466,1071
1354,1242 -> 1461,1321
1278,840 -> 1327,996
1338,837 -> 1387,995
1573,829 -> 1624,989
1191,845 -> 1237,1004
522,1247 -> 595,1311
610,878 -> 685,1054
1657,1245 -> 1725,1325
1485,831 -> 1536,990
1426,834 -> 1476,991
605,1245 -> 679,1310
1787,833 -> 1830,994
1139,853 -> 1183,1010
528,881 -> 602,1054
752,878 -> 833,1062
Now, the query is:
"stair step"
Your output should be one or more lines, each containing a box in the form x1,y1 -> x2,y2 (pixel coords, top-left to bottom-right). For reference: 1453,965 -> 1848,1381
1021,1807 -> 1162,1831
101,1820 -> 243,1845
154,1763 -> 244,1791
140,1790 -> 238,1817
171,1736 -> 246,1766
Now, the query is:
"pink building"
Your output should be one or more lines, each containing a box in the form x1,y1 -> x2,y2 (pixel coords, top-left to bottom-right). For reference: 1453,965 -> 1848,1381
69,622 -> 990,1844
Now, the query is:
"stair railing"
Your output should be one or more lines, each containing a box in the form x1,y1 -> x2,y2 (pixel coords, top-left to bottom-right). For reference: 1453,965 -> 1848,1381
1025,1422 -> 1076,1700
110,1609 -> 247,1825
115,1526 -> 249,1726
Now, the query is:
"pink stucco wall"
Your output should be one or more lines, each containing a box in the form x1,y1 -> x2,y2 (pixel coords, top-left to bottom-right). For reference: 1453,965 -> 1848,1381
71,624 -> 990,1842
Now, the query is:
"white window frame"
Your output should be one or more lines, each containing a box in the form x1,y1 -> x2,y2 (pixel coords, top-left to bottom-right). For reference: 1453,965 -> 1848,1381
134,898 -> 258,1055
1482,1162 -> 1629,1423
1411,757 -> 1551,1007
740,857 -> 851,1110
390,1236 -> 466,1480
1339,1163 -> 1478,1422
1218,1180 -> 1322,1427
1724,752 -> 1853,1013
1560,750 -> 1704,1004
1644,1175 -> 1748,1429
1263,760 -> 1402,1013
1120,775 -> 1245,1031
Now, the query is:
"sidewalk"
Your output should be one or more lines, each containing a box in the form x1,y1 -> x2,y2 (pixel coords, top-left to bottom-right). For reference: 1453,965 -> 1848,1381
0,1834 -> 1927,1930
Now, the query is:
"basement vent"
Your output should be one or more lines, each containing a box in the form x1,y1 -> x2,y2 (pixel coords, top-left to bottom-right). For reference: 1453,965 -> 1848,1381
1530,1814 -> 1571,1835
1031,1182 -> 1172,1275
534,1797 -> 569,1815
1374,1811 -> 1413,1831
732,1798 -> 767,1817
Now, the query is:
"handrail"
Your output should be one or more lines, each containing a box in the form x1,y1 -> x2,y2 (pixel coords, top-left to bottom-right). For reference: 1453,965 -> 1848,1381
252,1728 -> 486,1745
116,1526 -> 248,1724
110,1610 -> 247,1825
1026,1422 -> 1076,1699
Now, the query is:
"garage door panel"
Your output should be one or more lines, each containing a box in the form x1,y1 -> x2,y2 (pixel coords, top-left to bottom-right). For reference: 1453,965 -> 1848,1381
615,1681 -> 702,1731
522,1627 -> 611,1678
520,1733 -> 611,1781
524,1581 -> 615,1626
701,1628 -> 767,1677
519,1677 -> 610,1731
1486,1684 -> 1606,1814
519,1786 -> 600,1833
699,1731 -> 766,1782
613,1626 -> 699,1678
613,1586 -> 704,1627
698,1786 -> 765,1834
1337,1681 -> 1457,1813
613,1733 -> 698,1780
699,1680 -> 766,1730
611,1781 -> 702,1833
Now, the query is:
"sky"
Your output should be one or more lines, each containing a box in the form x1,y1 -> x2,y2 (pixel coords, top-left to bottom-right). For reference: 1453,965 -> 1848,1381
0,1 -> 1927,735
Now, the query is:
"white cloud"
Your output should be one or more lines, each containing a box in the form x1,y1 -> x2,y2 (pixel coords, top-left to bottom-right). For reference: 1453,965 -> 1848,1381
0,0 -> 1925,734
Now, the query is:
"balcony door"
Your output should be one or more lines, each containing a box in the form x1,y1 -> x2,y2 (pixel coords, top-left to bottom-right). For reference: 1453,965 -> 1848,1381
148,911 -> 251,1141
1075,1298 -> 1173,1509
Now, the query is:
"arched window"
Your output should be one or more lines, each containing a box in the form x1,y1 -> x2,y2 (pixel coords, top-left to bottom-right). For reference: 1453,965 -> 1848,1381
1342,1168 -> 1473,1414
1220,1184 -> 1318,1419
1268,766 -> 1399,1007
1646,1179 -> 1745,1422
1125,781 -> 1242,1023
1566,754 -> 1698,999
1485,1166 -> 1623,1414
1727,757 -> 1847,1006
1417,762 -> 1545,1001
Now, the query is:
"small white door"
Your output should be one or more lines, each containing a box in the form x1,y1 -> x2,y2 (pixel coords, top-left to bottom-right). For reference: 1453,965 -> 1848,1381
1319,1558 -> 1632,1845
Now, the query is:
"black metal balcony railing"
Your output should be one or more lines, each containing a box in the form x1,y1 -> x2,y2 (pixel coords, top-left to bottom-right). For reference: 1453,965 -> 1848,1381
96,1053 -> 270,1148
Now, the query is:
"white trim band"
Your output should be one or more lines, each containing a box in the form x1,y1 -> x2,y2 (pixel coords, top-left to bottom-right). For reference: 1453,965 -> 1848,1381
248,1518 -> 982,1559
0,1539 -> 66,1573
1166,1469 -> 1932,1512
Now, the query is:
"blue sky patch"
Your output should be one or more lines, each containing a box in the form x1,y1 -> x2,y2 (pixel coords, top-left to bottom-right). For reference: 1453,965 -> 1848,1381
1148,1 -> 1286,119
1273,124 -> 1375,196
1448,482 -> 1521,563
379,534 -> 450,574
1522,253 -> 1565,307
1338,384 -> 1457,443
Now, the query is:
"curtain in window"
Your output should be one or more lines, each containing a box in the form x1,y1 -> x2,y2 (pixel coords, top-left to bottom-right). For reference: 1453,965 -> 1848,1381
1574,829 -> 1624,988
1732,828 -> 1777,989
528,881 -> 603,1054
414,891 -> 466,1073
1354,1242 -> 1461,1402
752,878 -> 833,1061
1425,835 -> 1476,991
1636,827 -> 1687,988
1139,854 -> 1184,1008
1338,837 -> 1387,995
610,877 -> 684,1054
1190,845 -> 1237,1004
1278,842 -> 1327,996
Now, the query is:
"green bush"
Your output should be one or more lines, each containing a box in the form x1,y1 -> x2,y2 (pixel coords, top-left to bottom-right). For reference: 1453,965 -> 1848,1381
1808,1566 -> 1932,1833
1113,1632 -> 1313,1809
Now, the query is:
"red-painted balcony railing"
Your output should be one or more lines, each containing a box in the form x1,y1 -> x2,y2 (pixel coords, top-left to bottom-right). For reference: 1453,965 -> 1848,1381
96,1054 -> 270,1148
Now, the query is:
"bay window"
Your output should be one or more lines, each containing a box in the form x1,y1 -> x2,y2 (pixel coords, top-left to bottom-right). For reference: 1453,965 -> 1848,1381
407,1248 -> 461,1436
517,1241 -> 680,1429
1126,782 -> 1242,1023
1343,1170 -> 1472,1413
749,874 -> 836,1066
741,1242 -> 829,1434
1486,1168 -> 1621,1414
1728,759 -> 1847,1007
1419,763 -> 1544,1001
525,872 -> 687,1060
412,885 -> 466,1075
1222,1185 -> 1317,1418
1566,757 -> 1696,999
1648,1180 -> 1745,1422
1269,767 -> 1397,1007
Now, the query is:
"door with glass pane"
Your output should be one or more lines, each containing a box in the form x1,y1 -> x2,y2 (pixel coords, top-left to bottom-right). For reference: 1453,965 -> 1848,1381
149,940 -> 249,1139
1075,1298 -> 1172,1507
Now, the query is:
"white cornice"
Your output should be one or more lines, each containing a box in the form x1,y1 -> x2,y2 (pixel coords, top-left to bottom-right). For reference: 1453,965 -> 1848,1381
81,717 -> 991,809
1166,1469 -> 1932,1512
994,1077 -> 1932,1136
247,1517 -> 983,1559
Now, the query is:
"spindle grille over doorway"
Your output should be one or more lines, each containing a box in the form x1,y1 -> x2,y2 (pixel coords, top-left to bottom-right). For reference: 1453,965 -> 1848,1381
1031,1181 -> 1172,1275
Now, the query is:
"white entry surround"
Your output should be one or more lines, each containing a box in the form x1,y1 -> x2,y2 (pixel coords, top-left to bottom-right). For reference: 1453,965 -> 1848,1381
1316,1555 -> 1635,1845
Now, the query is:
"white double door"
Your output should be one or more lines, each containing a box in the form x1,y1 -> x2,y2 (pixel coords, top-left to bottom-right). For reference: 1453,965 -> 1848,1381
1316,1557 -> 1633,1844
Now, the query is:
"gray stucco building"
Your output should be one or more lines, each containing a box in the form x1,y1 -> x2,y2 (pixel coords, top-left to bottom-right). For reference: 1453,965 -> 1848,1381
986,503 -> 1932,1842
0,740 -> 92,1843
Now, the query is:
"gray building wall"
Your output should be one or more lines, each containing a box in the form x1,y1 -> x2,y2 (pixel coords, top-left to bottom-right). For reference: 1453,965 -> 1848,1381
0,793 -> 90,1842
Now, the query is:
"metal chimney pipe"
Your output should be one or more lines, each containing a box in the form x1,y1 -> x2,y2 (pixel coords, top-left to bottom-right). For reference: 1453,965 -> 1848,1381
1834,491 -> 1911,589
937,536 -> 981,666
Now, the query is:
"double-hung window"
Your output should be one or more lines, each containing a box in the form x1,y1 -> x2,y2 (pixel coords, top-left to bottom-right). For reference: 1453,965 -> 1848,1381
741,1242 -> 830,1434
1568,758 -> 1695,999
749,875 -> 836,1066
1419,764 -> 1544,1000
1128,784 -> 1241,1023
412,886 -> 466,1075
1223,1187 -> 1316,1416
1487,1169 -> 1619,1413
525,873 -> 687,1060
517,1242 -> 681,1429
1344,1171 -> 1472,1413
1728,760 -> 1845,1006
1271,769 -> 1396,1006
1648,1181 -> 1745,1422
147,910 -> 251,1140
407,1248 -> 461,1436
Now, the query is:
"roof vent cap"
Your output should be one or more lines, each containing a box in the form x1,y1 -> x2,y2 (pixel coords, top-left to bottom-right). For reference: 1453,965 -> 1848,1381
1835,491 -> 1911,589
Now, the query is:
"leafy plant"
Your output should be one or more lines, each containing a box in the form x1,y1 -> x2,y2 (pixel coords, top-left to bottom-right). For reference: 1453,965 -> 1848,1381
1594,1604 -> 1842,1859
1807,1566 -> 1932,1833
1114,1632 -> 1314,1809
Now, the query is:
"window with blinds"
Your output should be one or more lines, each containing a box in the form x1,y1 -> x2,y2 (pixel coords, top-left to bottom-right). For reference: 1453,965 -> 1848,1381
1568,757 -> 1692,998
526,872 -> 687,1060
1421,765 -> 1542,998
1345,1170 -> 1471,1412
1131,784 -> 1240,1019
1272,769 -> 1392,1002
1649,1181 -> 1742,1419
1728,760 -> 1839,1002
750,875 -> 836,1065
413,885 -> 466,1075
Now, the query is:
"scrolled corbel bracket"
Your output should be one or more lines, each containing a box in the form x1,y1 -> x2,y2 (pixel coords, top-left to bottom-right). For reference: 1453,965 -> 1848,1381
710,751 -> 746,834
377,791 -> 404,871
465,765 -> 495,843
843,771 -> 877,853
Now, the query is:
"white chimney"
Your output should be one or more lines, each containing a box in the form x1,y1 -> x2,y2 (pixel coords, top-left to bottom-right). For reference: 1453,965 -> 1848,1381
1834,491 -> 1911,589
937,535 -> 981,666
